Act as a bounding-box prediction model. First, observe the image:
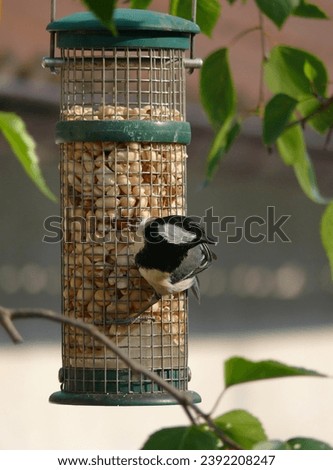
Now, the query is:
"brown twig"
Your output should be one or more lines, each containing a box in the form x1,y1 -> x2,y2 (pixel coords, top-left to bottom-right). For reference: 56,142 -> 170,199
229,26 -> 260,48
208,387 -> 228,417
0,306 -> 23,343
324,127 -> 333,150
0,305 -> 241,449
285,95 -> 333,131
257,11 -> 267,116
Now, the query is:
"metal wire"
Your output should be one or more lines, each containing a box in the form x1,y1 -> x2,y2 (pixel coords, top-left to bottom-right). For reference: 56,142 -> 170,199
60,49 -> 186,119
190,0 -> 197,60
60,47 -> 189,394
48,0 -> 57,73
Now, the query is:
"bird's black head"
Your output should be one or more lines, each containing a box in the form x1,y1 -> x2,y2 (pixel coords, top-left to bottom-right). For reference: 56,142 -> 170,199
142,215 -> 216,248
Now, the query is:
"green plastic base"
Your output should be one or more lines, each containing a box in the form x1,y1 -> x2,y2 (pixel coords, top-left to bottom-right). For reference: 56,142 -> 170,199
49,390 -> 201,406
58,367 -> 189,394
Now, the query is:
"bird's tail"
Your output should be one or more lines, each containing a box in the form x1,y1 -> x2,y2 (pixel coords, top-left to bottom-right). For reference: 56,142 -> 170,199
191,276 -> 201,303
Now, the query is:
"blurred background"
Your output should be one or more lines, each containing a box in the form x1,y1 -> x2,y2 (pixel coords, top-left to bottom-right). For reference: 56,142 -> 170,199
0,0 -> 333,449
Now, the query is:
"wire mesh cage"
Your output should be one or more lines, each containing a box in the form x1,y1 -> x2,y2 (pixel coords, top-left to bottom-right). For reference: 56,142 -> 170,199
45,8 -> 201,405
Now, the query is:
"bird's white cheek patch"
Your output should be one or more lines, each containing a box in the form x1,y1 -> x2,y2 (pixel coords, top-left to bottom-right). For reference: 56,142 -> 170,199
158,223 -> 197,245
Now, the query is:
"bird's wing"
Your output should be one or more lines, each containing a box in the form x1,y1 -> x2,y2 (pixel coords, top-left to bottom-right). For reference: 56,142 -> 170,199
170,243 -> 215,285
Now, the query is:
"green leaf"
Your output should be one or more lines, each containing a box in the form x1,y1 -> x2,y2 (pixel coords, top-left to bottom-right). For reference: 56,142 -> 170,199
215,410 -> 267,450
264,46 -> 327,100
224,356 -> 326,388
293,1 -> 329,19
206,119 -> 241,181
287,437 -> 332,450
276,123 -> 329,203
255,437 -> 333,450
200,48 -> 236,129
310,101 -> 333,133
265,46 -> 331,134
303,60 -> 317,82
81,0 -> 117,34
142,426 -> 219,450
254,0 -> 300,28
321,202 -> 333,279
298,96 -> 333,134
0,112 -> 56,202
130,0 -> 153,8
169,0 -> 221,37
253,440 -> 291,450
263,94 -> 298,145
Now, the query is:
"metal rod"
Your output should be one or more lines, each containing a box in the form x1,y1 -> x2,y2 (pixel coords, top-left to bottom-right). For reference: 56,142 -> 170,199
42,57 -> 65,69
186,0 -> 201,74
183,58 -> 203,69
49,0 -> 57,73
50,0 -> 56,53
191,0 -> 197,28
51,0 -> 56,21
190,0 -> 196,60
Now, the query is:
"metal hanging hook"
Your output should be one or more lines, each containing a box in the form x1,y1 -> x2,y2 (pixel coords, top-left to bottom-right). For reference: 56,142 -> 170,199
51,0 -> 56,22
42,0 -> 64,72
49,0 -> 56,72
184,0 -> 203,72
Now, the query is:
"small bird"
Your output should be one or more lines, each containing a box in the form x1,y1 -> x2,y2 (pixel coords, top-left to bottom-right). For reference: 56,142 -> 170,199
129,214 -> 217,322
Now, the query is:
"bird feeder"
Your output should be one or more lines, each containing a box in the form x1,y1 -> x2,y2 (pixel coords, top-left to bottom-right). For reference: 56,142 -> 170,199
44,6 -> 202,405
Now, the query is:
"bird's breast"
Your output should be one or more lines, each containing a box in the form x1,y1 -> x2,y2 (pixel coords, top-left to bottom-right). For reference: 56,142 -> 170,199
138,267 -> 194,296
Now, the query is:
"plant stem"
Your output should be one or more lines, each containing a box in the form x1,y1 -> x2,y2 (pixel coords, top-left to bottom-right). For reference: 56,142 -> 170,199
286,95 -> 333,130
229,26 -> 260,47
208,388 -> 228,417
258,11 -> 266,115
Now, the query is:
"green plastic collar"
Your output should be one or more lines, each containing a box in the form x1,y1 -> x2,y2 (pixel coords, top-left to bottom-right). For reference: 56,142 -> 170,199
47,9 -> 200,50
56,120 -> 191,144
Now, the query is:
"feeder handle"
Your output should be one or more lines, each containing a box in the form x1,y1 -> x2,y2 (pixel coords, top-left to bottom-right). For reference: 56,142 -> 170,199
42,0 -> 62,72
184,0 -> 203,73
49,0 -> 57,72
51,0 -> 56,21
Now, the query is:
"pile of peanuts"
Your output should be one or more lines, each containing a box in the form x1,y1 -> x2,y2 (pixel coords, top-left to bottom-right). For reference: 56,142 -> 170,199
62,105 -> 187,369
63,104 -> 184,122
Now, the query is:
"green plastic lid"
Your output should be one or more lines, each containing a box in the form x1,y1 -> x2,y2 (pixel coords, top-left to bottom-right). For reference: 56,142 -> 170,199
47,9 -> 200,50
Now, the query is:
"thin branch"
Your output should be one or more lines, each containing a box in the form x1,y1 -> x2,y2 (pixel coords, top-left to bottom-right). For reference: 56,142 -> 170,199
229,26 -> 260,47
324,126 -> 333,150
257,11 -> 267,115
0,305 -> 241,449
0,306 -> 23,343
208,387 -> 228,417
285,95 -> 333,131
4,307 -> 192,407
